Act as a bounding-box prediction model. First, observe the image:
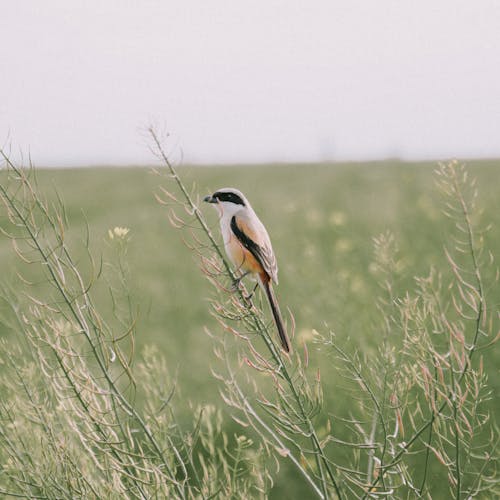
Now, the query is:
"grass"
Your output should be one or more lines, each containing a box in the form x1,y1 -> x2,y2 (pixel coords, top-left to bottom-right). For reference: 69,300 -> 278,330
1,158 -> 499,497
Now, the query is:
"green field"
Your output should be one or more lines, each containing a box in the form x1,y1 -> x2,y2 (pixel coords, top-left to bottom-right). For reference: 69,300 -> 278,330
1,159 -> 499,497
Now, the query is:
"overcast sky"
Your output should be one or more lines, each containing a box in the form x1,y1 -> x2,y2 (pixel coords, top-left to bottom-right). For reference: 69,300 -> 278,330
1,1 -> 500,166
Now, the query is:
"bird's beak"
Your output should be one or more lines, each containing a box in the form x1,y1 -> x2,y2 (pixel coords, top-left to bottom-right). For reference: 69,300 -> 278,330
203,195 -> 217,203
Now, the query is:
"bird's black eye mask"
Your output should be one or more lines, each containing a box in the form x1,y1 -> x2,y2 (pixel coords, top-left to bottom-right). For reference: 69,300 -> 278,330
213,191 -> 246,206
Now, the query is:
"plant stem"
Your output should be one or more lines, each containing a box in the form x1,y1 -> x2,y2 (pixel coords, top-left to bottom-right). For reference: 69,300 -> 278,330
149,129 -> 343,499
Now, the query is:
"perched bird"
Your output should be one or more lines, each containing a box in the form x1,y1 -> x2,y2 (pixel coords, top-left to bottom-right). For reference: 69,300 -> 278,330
204,188 -> 291,353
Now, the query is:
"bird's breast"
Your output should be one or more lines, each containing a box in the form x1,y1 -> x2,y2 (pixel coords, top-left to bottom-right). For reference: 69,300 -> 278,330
225,231 -> 262,275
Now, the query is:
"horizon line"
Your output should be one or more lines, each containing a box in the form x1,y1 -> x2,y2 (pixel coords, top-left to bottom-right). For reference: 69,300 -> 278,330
21,155 -> 500,169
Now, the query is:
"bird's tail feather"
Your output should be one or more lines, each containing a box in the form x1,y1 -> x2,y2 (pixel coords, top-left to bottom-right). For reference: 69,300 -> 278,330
262,278 -> 291,353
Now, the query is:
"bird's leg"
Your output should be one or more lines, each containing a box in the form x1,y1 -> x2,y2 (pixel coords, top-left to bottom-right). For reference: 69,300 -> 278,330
231,271 -> 250,292
244,282 -> 259,301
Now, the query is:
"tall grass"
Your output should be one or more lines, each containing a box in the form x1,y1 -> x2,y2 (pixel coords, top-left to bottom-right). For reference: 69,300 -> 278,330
0,150 -> 271,498
1,138 -> 498,499
151,129 -> 499,499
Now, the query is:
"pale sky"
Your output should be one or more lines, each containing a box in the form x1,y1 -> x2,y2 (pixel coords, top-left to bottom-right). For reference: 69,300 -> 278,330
1,1 -> 500,166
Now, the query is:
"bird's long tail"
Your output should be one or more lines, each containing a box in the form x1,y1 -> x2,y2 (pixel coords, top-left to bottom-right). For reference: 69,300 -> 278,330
261,276 -> 291,353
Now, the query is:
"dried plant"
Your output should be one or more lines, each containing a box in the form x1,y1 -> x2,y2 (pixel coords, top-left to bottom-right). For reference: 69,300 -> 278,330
1,135 -> 498,500
150,128 -> 342,499
0,149 -> 271,499
151,127 -> 498,500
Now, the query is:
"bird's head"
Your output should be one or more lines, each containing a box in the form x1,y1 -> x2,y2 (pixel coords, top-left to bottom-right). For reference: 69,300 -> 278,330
203,188 -> 248,217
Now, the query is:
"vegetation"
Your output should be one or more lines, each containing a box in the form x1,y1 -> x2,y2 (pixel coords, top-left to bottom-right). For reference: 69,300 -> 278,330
0,140 -> 498,498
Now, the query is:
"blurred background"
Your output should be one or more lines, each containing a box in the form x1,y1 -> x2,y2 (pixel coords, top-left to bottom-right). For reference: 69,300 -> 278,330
1,0 -> 500,166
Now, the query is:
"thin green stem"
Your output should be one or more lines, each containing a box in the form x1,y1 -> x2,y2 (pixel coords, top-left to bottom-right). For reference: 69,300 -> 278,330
450,367 -> 461,499
364,164 -> 487,497
418,419 -> 433,496
149,129 -> 343,499
230,365 -> 326,499
1,152 -> 187,499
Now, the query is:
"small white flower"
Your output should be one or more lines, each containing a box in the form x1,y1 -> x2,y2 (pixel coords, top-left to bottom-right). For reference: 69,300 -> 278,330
329,211 -> 346,226
108,226 -> 130,239
335,238 -> 352,253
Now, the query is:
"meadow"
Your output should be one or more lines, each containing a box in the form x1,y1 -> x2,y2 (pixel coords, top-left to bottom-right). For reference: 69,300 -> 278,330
0,157 -> 498,498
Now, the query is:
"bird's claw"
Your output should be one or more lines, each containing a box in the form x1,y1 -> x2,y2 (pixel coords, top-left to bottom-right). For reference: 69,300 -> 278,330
231,276 -> 243,293
231,271 -> 251,293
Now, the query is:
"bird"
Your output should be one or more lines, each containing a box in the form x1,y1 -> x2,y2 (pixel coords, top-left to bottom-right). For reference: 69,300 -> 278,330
204,188 -> 291,353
